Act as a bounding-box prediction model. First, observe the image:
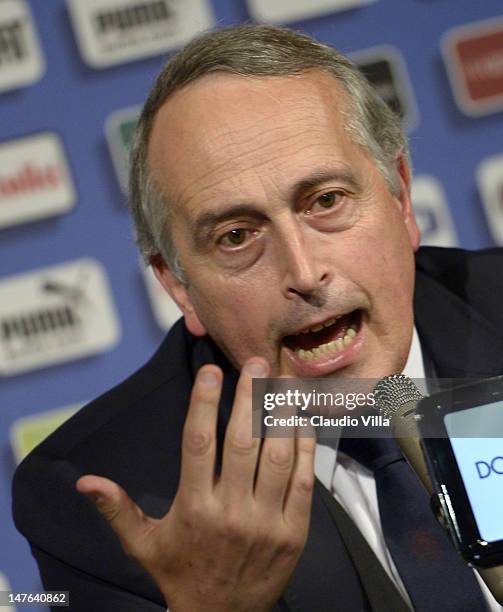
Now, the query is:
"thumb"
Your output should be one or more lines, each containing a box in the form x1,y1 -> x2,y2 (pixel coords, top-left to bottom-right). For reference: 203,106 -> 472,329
76,474 -> 157,559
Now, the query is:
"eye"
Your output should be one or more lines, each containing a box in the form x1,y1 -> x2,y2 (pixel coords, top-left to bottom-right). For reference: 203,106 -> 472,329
317,192 -> 339,208
219,228 -> 251,248
308,190 -> 346,214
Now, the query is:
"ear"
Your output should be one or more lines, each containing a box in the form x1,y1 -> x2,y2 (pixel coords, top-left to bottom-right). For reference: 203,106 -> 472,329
394,154 -> 420,252
150,254 -> 207,337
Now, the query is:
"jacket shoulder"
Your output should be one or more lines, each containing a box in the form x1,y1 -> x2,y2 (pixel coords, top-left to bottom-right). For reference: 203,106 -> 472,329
12,318 -> 194,549
416,246 -> 503,328
11,320 -> 196,605
17,318 -> 192,460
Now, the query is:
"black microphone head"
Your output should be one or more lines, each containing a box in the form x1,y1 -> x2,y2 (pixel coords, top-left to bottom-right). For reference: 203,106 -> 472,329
374,374 -> 424,419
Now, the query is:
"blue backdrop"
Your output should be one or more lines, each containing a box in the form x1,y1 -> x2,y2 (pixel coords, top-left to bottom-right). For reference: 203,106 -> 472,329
1,0 -> 502,608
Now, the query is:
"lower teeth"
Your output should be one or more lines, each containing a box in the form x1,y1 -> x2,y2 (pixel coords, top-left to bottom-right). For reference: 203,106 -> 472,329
295,326 -> 357,361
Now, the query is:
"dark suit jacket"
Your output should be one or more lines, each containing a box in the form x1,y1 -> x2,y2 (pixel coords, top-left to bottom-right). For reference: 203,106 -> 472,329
12,247 -> 503,611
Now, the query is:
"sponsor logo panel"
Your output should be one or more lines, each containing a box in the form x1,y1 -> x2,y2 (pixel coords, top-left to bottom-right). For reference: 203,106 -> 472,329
67,0 -> 215,69
10,403 -> 82,464
0,0 -> 45,93
105,106 -> 140,194
351,45 -> 418,131
411,175 -> 458,247
443,17 -> 503,116
0,133 -> 76,229
0,259 -> 121,376
247,0 -> 377,24
477,154 -> 503,245
143,264 -> 182,332
0,573 -> 16,612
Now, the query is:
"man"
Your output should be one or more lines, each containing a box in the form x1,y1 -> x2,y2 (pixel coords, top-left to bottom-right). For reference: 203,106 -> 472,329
12,25 -> 503,611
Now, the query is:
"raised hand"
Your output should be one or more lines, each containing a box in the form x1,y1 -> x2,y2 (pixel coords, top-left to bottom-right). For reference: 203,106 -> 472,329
76,358 -> 316,612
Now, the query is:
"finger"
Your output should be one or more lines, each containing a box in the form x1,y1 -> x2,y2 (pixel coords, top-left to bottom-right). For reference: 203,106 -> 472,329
219,358 -> 268,499
254,434 -> 295,510
283,431 -> 316,528
76,475 -> 156,560
255,375 -> 297,511
179,365 -> 223,498
254,390 -> 297,509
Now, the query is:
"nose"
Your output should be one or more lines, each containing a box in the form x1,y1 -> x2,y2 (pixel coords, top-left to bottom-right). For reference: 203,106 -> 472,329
278,225 -> 330,300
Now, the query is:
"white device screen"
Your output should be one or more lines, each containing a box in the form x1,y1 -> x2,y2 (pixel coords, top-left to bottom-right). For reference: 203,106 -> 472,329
444,401 -> 503,544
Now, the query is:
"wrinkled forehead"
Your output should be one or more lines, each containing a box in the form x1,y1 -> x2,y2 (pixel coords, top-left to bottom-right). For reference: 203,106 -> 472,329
147,70 -> 361,217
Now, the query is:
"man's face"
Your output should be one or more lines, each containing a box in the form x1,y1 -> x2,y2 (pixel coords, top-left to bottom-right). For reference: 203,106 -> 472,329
149,71 -> 420,379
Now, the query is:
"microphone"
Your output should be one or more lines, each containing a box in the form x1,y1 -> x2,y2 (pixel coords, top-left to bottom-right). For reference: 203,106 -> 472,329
374,375 -> 432,492
374,374 -> 503,605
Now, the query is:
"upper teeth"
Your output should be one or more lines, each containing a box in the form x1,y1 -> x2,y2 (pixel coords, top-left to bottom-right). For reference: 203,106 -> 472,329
298,317 -> 339,335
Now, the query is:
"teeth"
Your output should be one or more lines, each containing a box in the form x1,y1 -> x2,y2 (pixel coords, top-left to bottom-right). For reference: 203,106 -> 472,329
307,318 -> 339,334
294,327 -> 358,362
296,317 -> 340,335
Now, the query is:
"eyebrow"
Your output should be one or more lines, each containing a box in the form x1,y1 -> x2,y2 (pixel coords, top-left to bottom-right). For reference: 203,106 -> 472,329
190,167 -> 360,250
292,168 -> 360,199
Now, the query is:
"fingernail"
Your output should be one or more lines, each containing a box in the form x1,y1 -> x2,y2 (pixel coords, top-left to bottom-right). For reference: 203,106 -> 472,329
199,370 -> 218,385
245,362 -> 267,377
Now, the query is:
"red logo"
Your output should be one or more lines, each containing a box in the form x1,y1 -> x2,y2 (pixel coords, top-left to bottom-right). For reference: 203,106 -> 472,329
0,163 -> 61,198
444,18 -> 503,115
456,29 -> 503,102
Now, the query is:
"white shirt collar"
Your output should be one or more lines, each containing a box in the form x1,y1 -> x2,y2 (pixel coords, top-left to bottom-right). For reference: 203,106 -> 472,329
402,326 -> 426,380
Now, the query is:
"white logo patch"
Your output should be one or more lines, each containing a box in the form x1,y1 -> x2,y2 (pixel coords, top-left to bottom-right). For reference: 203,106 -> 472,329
67,0 -> 215,69
247,0 -> 377,25
412,176 -> 458,247
0,133 -> 76,229
0,0 -> 45,93
0,259 -> 121,376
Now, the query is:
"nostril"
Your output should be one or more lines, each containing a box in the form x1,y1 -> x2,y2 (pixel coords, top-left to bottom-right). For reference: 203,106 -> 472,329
286,287 -> 327,308
285,271 -> 329,296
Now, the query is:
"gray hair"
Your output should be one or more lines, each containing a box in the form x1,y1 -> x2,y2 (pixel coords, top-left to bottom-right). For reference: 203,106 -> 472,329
129,24 -> 410,282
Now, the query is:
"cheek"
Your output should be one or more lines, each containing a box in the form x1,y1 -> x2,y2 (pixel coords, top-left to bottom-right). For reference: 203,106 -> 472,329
189,276 -> 272,336
335,216 -> 415,306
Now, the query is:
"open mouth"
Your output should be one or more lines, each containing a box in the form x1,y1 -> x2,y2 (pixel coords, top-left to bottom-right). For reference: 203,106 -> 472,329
282,310 -> 361,362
